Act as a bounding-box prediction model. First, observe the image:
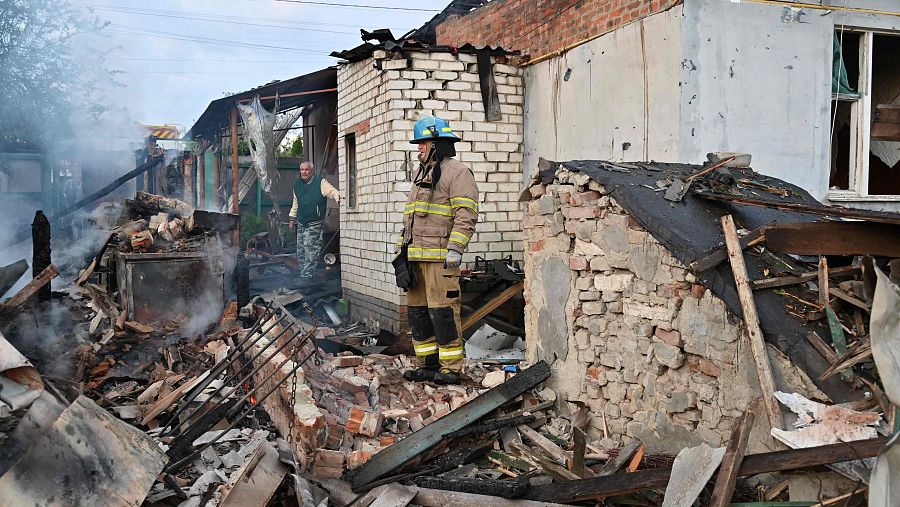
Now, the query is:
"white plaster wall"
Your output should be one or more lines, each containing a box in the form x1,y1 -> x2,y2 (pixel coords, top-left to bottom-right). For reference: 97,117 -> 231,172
522,6 -> 683,180
680,0 -> 835,199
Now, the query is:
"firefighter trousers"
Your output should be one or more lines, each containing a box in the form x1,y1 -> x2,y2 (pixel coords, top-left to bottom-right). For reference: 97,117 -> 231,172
406,261 -> 464,373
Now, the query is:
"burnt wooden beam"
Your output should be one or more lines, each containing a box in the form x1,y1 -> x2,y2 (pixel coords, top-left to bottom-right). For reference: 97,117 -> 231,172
32,211 -> 51,302
0,264 -> 59,314
0,259 -> 28,299
524,437 -> 887,502
351,360 -> 551,491
689,223 -> 768,273
765,221 -> 900,257
694,191 -> 900,226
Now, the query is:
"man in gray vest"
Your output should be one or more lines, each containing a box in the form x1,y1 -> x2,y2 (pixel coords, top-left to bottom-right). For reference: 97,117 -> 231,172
288,161 -> 341,284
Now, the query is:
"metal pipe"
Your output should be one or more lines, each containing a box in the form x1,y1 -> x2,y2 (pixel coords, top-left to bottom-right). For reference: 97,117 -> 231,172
166,320 -> 300,434
160,309 -> 283,431
237,87 -> 336,103
164,341 -> 318,473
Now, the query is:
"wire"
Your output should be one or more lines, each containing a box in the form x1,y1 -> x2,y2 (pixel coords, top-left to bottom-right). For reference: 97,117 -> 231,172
111,58 -> 306,63
270,0 -> 440,12
107,24 -> 333,54
92,6 -> 357,34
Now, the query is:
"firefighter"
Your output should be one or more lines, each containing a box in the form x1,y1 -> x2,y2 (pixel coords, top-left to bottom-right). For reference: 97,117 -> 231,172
398,116 -> 478,385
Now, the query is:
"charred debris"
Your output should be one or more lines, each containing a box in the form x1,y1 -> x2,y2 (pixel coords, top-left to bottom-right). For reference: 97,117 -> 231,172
0,155 -> 898,507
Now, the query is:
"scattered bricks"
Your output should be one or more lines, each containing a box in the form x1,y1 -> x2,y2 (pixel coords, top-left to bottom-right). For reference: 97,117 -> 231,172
335,356 -> 364,368
408,413 -> 424,432
354,391 -> 370,408
314,467 -> 344,479
687,355 -> 721,377
529,239 -> 545,252
654,328 -> 683,347
379,435 -> 396,447
314,449 -> 345,469
586,366 -> 605,381
345,407 -> 366,434
652,342 -> 685,369
346,407 -> 383,438
569,256 -> 588,271
450,395 -> 467,410
691,284 -> 706,298
594,272 -> 634,292
347,450 -> 373,469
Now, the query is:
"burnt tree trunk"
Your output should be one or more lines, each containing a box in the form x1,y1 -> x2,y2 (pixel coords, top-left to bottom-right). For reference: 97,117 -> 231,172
32,210 -> 51,302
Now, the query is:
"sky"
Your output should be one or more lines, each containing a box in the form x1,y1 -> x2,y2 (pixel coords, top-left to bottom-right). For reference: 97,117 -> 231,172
69,0 -> 450,133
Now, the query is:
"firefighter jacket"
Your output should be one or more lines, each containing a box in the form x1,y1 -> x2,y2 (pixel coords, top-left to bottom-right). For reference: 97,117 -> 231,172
399,157 -> 479,262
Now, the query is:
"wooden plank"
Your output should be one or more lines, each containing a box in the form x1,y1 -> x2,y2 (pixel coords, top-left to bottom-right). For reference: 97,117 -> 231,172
220,442 -> 289,507
523,438 -> 887,503
804,332 -> 839,365
709,410 -> 755,507
752,265 -> 859,290
517,425 -> 568,465
462,282 -> 524,332
871,121 -> 900,141
689,224 -> 768,273
141,373 -> 208,425
351,361 -> 551,490
810,487 -> 868,506
721,215 -> 784,433
765,222 -> 900,257
597,437 -> 642,476
817,257 -> 829,308
875,104 -> 900,124
828,288 -> 871,311
0,264 -> 59,313
367,483 -> 417,507
695,191 -> 900,226
412,486 -> 571,507
571,427 -> 586,478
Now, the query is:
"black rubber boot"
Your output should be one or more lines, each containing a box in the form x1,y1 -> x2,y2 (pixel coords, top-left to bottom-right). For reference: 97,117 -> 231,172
403,368 -> 437,382
433,369 -> 461,385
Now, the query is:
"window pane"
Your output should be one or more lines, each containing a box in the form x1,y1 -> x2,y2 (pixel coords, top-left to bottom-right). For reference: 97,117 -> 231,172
868,33 -> 900,196
346,134 -> 357,208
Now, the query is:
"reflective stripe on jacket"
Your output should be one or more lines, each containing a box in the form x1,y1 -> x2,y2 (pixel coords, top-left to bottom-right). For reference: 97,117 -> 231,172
400,158 -> 478,262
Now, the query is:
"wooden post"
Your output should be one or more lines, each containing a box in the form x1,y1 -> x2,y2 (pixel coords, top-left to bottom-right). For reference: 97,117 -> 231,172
231,107 -> 240,246
213,152 -> 221,209
817,256 -> 829,308
31,210 -> 51,302
721,215 -> 784,433
197,147 -> 205,209
183,153 -> 193,206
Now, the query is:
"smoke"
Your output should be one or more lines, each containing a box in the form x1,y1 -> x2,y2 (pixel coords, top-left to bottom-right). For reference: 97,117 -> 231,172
178,235 -> 238,337
0,0 -> 146,272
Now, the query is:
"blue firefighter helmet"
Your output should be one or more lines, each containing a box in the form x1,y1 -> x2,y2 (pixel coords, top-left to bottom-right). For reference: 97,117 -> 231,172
410,116 -> 460,144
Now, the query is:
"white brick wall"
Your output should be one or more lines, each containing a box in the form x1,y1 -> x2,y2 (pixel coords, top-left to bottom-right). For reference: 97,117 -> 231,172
337,49 -> 526,329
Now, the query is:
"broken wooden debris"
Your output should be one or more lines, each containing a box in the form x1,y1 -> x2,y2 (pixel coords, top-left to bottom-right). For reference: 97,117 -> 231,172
0,264 -> 59,314
690,223 -> 768,274
721,215 -> 784,433
351,360 -> 551,491
522,437 -> 887,502
0,259 -> 28,298
461,281 -> 524,332
764,221 -> 900,257
695,190 -> 900,226
752,265 -> 860,290
709,409 -> 755,507
662,443 -> 726,507
596,437 -> 642,476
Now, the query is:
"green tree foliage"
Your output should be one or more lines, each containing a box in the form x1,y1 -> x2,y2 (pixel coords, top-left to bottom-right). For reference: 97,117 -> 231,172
0,0 -> 111,146
277,135 -> 302,158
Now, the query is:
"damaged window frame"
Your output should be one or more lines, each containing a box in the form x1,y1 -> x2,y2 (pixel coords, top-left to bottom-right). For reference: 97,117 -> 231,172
829,28 -> 900,202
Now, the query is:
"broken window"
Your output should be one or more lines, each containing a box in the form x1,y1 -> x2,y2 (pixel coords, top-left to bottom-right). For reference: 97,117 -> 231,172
345,133 -> 357,208
829,30 -> 900,199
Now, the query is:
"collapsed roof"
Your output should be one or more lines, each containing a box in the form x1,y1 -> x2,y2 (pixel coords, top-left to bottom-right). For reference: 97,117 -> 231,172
529,159 -> 900,402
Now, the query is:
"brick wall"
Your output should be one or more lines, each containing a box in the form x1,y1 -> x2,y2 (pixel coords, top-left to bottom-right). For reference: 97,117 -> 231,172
435,0 -> 674,61
522,166 -> 826,453
337,49 -> 525,333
